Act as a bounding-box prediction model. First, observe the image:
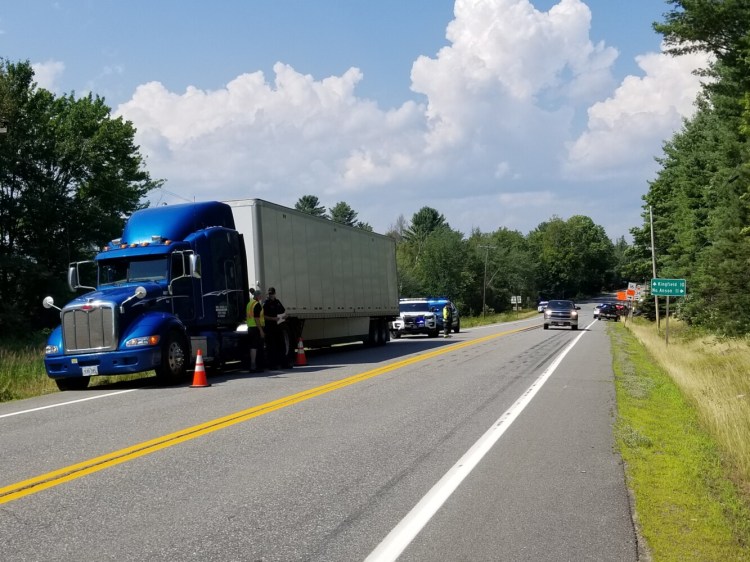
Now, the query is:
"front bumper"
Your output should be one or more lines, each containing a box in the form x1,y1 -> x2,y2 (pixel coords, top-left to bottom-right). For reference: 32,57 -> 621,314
391,315 -> 438,336
44,347 -> 162,379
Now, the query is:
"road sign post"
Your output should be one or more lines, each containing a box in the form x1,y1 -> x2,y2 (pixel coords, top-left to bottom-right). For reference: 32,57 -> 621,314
650,278 -> 687,345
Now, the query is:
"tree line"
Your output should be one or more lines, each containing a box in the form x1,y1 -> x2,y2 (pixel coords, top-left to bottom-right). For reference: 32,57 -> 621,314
4,0 -> 750,338
624,0 -> 750,335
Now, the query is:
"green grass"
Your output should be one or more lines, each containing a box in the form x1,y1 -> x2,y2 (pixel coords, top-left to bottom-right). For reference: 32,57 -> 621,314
460,309 -> 537,328
0,344 -> 59,401
0,340 -> 153,401
610,322 -> 750,561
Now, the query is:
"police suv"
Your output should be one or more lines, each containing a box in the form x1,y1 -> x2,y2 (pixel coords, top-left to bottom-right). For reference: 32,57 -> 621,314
390,297 -> 460,338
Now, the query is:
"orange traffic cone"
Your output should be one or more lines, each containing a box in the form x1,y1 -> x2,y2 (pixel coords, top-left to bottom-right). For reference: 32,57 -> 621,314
190,349 -> 211,387
295,338 -> 307,366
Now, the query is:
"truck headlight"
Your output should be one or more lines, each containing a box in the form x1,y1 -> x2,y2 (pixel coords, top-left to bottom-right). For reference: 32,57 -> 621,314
125,335 -> 161,347
571,311 -> 578,318
44,345 -> 59,354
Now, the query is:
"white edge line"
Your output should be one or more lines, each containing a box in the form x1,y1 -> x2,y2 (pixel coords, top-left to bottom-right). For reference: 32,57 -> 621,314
0,389 -> 138,419
365,322 -> 592,561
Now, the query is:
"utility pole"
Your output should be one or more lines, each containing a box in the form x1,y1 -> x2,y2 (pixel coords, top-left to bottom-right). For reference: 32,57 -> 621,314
479,244 -> 496,318
650,206 -> 660,331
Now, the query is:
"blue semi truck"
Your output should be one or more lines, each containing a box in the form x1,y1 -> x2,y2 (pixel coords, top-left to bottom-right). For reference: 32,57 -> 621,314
43,199 -> 399,390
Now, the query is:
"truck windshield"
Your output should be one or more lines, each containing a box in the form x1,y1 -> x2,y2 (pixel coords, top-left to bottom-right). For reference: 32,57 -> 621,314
99,257 -> 168,286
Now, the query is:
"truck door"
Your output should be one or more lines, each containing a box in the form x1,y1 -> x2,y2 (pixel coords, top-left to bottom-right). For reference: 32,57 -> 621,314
170,252 -> 195,322
209,231 -> 244,327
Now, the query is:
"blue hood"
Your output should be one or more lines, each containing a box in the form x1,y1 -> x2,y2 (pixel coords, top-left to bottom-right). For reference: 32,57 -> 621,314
67,282 -> 166,309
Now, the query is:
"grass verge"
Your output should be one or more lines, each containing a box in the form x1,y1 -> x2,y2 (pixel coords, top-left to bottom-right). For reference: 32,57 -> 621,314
0,342 -> 153,402
610,321 -> 750,561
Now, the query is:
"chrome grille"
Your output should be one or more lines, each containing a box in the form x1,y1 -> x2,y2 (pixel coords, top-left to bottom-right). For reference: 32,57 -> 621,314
549,311 -> 572,319
62,304 -> 117,353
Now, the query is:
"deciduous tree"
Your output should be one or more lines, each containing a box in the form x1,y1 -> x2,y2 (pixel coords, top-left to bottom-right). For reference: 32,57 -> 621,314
0,59 -> 159,335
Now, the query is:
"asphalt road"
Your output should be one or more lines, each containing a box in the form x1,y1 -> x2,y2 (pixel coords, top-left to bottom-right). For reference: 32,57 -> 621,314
0,307 -> 638,561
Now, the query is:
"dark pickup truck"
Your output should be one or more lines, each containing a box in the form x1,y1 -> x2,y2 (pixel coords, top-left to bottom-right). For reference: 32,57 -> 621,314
597,303 -> 619,321
543,299 -> 580,330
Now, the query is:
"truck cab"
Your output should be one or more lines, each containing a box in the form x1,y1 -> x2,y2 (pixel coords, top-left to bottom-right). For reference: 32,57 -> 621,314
43,202 -> 248,390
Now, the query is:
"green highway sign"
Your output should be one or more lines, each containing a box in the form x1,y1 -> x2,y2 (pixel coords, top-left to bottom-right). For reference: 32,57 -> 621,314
651,278 -> 686,297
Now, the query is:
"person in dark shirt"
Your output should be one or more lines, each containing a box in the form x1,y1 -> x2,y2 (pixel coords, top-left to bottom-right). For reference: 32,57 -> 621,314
263,287 -> 291,369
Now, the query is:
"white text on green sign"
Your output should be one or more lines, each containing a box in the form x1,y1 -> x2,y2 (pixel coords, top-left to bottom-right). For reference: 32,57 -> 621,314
651,278 -> 686,296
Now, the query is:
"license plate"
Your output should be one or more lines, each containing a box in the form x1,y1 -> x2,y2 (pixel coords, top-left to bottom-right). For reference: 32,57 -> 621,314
82,365 -> 98,376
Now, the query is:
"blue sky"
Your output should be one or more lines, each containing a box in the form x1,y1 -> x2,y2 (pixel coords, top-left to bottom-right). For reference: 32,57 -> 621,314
1,1 -> 710,241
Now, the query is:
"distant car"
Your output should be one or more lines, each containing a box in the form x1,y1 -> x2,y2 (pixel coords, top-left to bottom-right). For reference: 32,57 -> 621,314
537,301 -> 549,313
598,303 -> 619,321
593,303 -> 604,319
543,299 -> 580,330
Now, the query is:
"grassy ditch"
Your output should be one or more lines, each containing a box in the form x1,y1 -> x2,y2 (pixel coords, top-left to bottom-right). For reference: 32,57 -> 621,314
0,340 -> 152,402
0,343 -> 59,402
610,320 -> 750,561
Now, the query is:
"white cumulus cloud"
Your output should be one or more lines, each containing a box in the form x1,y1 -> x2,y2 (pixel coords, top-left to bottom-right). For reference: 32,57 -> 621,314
114,0 -> 709,240
566,46 -> 712,179
32,60 -> 65,93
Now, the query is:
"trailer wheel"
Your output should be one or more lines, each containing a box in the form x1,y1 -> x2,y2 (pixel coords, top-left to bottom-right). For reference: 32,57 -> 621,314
55,377 -> 90,391
378,319 -> 389,346
155,331 -> 189,384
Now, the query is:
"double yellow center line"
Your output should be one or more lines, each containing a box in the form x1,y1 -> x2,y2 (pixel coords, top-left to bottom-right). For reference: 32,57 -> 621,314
0,325 -> 534,505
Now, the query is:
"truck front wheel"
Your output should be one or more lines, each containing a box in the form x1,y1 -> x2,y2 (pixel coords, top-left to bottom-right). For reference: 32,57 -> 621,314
155,331 -> 189,384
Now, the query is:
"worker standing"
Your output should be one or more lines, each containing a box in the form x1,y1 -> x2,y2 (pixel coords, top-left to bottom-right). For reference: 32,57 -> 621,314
443,303 -> 453,338
263,286 -> 291,369
246,288 -> 265,372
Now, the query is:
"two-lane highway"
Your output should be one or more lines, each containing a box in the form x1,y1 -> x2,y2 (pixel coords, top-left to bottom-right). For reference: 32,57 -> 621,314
0,309 -> 637,561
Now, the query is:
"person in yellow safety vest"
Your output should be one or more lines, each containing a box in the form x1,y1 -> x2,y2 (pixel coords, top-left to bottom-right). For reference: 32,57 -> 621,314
246,288 -> 265,372
442,303 -> 453,338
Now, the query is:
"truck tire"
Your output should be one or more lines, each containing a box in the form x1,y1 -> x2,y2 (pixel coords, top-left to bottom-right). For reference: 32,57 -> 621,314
543,323 -> 549,330
453,320 -> 460,334
55,377 -> 90,391
378,319 -> 389,346
155,331 -> 189,384
571,324 -> 577,330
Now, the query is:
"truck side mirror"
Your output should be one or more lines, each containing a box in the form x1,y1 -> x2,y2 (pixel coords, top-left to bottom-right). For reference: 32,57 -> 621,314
42,296 -> 61,311
68,266 -> 79,292
67,261 -> 96,291
120,286 -> 148,313
190,254 -> 202,279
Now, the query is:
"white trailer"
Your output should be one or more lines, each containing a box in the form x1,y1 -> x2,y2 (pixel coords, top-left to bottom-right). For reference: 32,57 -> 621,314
226,199 -> 399,350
